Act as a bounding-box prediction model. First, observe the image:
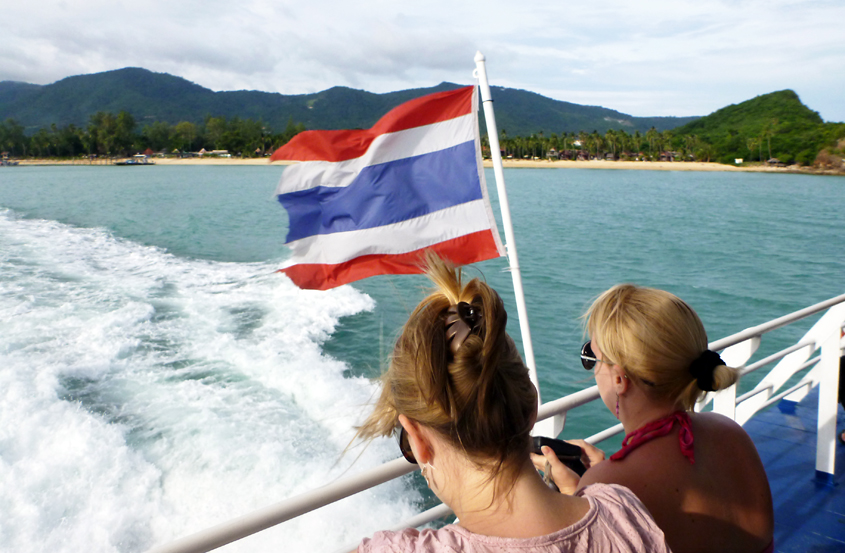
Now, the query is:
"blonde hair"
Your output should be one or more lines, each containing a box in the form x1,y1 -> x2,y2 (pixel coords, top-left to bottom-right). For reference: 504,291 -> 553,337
585,284 -> 739,410
355,253 -> 537,494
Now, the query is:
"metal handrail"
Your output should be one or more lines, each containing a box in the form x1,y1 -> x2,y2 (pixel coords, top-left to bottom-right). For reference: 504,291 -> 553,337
740,341 -> 816,376
737,357 -> 820,404
147,293 -> 845,553
149,459 -> 416,553
708,292 -> 845,351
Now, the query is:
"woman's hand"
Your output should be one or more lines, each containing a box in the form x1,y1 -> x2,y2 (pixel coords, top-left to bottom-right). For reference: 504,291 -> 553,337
566,439 -> 606,469
530,440 -> 606,495
531,445 -> 581,494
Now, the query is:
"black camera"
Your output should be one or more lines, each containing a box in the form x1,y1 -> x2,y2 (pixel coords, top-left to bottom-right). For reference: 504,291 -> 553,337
532,436 -> 587,476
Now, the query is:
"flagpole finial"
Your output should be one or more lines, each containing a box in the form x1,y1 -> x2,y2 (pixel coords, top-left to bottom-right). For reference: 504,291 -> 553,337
474,51 -> 485,62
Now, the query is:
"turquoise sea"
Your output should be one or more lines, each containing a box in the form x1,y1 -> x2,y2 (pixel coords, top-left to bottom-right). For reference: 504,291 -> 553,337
0,165 -> 843,552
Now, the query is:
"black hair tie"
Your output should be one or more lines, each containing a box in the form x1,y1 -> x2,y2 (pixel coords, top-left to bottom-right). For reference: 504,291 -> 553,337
689,350 -> 723,392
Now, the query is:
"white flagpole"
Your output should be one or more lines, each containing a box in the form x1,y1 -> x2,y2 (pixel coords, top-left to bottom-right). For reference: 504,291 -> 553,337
474,52 -> 550,435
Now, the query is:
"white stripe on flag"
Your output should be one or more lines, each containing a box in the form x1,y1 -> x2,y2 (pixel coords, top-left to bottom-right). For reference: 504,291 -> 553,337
275,114 -> 475,194
281,200 -> 494,266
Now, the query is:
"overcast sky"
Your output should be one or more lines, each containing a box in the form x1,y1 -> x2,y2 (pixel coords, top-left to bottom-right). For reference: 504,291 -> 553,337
2,0 -> 843,122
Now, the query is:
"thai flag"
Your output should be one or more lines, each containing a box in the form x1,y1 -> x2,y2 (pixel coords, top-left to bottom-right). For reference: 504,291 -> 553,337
271,85 -> 505,290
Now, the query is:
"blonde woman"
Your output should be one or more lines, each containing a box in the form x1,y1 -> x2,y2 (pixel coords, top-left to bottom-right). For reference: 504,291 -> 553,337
534,284 -> 774,553
354,258 -> 669,553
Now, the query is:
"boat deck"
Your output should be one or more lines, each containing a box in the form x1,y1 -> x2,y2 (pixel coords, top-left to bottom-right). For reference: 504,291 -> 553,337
745,390 -> 845,551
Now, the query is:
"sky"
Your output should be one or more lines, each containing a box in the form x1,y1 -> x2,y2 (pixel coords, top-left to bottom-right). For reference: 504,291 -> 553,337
2,0 -> 843,122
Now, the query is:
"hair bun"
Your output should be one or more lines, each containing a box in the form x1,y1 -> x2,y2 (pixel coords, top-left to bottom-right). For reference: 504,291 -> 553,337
689,350 -> 723,392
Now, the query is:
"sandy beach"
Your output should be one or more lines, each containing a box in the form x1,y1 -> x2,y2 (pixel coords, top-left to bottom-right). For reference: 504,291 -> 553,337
13,156 -> 811,173
491,159 -> 753,171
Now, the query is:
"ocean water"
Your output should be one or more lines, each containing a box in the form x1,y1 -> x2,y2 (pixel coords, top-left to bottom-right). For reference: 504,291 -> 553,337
0,165 -> 843,552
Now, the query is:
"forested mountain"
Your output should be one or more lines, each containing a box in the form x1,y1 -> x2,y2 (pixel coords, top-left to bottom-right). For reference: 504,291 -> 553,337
671,90 -> 844,165
3,68 -> 841,167
487,86 -> 694,140
0,67 -> 697,136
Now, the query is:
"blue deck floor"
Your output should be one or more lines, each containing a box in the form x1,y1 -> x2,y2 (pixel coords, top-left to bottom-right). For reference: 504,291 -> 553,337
744,389 -> 845,552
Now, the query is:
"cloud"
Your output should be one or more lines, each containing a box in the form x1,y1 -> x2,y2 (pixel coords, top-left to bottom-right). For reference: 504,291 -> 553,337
1,0 -> 843,121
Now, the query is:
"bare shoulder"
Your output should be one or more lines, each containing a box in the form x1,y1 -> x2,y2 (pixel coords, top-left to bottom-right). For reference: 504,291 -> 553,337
691,411 -> 774,542
692,412 -> 759,451
693,411 -> 746,431
691,412 -> 770,485
576,455 -> 642,493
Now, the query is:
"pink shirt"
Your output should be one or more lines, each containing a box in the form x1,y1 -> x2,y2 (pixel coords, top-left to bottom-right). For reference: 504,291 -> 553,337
357,483 -> 669,553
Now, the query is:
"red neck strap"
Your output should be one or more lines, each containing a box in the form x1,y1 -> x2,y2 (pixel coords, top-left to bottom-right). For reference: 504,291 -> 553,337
610,411 -> 695,464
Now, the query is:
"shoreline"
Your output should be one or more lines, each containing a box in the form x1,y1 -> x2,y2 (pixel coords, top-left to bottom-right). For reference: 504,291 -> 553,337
8,157 -> 842,175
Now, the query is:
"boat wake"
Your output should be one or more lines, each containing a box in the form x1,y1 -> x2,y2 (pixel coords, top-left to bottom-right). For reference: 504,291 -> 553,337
0,209 -> 420,552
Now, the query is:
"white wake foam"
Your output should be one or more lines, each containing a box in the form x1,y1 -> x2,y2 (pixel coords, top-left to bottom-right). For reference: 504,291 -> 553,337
0,209 -> 420,553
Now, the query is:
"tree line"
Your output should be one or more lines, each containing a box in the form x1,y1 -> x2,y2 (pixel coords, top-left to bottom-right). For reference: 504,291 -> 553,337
3,110 -> 842,168
482,122 -> 844,166
0,112 -> 306,158
487,127 -> 717,163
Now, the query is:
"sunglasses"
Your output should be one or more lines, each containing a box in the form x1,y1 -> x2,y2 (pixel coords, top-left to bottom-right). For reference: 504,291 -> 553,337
580,340 -> 608,370
580,340 -> 652,385
397,427 -> 417,464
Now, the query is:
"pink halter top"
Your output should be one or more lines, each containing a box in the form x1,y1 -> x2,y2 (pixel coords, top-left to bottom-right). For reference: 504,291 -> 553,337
610,411 -> 695,464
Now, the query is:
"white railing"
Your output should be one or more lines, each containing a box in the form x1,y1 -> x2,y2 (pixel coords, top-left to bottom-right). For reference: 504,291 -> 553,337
148,293 -> 845,553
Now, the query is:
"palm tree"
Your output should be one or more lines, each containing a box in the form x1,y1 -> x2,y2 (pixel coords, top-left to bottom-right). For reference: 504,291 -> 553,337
590,130 -> 603,159
763,118 -> 779,160
549,133 -> 560,154
633,130 -> 642,155
605,129 -> 617,158
680,135 -> 700,160
645,127 -> 658,159
696,143 -> 716,163
661,130 -> 674,157
746,137 -> 759,162
617,129 -> 631,156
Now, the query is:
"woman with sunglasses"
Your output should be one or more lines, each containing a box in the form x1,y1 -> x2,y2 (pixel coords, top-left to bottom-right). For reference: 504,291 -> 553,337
533,284 -> 774,553
353,256 -> 669,553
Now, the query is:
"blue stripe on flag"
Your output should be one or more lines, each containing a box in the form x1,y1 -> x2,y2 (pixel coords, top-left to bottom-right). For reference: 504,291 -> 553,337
278,140 -> 481,242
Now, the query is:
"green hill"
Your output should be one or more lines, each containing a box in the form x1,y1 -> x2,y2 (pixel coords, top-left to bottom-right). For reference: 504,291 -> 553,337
5,69 -> 841,166
671,90 -> 841,165
0,67 -> 697,136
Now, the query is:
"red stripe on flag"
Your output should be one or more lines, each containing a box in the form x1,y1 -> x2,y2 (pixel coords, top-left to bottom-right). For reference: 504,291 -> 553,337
270,86 -> 474,163
279,230 -> 501,290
